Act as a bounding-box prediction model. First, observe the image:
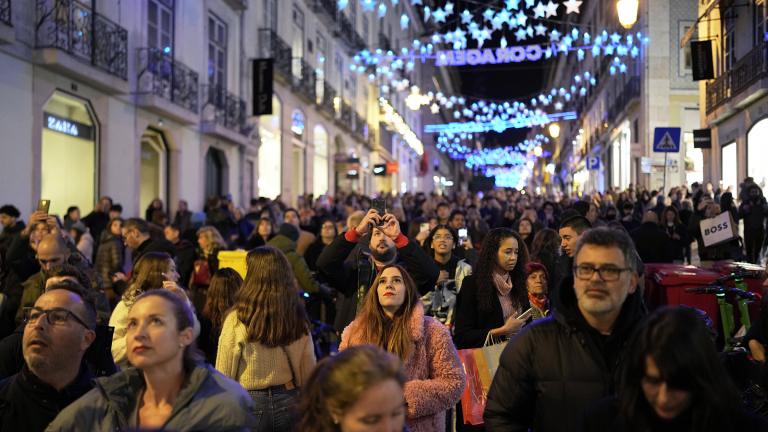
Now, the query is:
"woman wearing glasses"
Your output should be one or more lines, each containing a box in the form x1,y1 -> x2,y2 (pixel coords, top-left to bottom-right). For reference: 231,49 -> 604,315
48,289 -> 254,431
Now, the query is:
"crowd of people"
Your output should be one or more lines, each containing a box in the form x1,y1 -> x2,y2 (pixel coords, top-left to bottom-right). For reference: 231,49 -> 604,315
0,179 -> 767,431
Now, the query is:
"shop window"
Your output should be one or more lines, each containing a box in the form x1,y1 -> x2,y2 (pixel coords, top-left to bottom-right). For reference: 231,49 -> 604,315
314,125 -> 329,196
748,118 -> 768,190
139,129 -> 168,217
205,147 -> 227,199
721,141 -> 737,193
41,92 -> 97,217
258,95 -> 282,199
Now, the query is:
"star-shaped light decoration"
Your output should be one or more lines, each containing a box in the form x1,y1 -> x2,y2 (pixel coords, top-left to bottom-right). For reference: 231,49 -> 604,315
377,3 -> 387,18
549,29 -> 561,41
410,0 -> 423,5
506,0 -> 520,10
563,0 -> 582,14
460,10 -> 472,24
497,9 -> 512,26
516,11 -> 528,26
515,27 -> 528,41
337,0 -> 349,11
433,7 -> 447,23
361,0 -> 375,12
544,1 -> 559,17
491,15 -> 505,30
500,36 -> 508,48
526,26 -> 534,37
610,32 -> 622,45
483,8 -> 496,22
534,23 -> 548,35
445,2 -> 455,15
400,14 -> 409,29
525,0 -> 536,8
423,6 -> 431,21
533,2 -> 547,18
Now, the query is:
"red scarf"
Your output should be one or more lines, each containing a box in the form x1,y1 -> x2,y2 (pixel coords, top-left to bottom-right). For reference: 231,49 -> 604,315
528,292 -> 548,312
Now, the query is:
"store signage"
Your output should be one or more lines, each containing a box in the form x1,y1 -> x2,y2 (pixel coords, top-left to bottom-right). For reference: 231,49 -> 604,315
252,58 -> 274,115
690,40 -> 714,81
386,162 -> 399,174
435,44 -> 543,67
700,211 -> 737,247
43,112 -> 93,140
693,128 -> 712,148
373,164 -> 387,176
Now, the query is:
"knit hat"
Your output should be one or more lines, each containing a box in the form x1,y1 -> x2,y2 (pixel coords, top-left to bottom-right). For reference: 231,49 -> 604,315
278,223 -> 299,242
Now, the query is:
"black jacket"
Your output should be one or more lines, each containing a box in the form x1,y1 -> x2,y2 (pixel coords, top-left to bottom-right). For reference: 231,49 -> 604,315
630,222 -> 673,263
483,276 -> 645,432
0,364 -> 94,431
172,239 -> 196,287
453,274 -> 527,349
133,237 -> 177,265
316,231 -> 439,331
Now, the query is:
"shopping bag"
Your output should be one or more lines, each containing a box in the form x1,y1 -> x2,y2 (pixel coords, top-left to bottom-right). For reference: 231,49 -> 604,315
700,211 -> 738,247
458,334 -> 508,425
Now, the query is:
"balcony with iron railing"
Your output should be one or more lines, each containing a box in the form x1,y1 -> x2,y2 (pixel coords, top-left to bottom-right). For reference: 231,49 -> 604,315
352,111 -> 368,142
0,0 -> 10,27
607,76 -> 640,124
34,0 -> 128,92
706,41 -> 768,114
136,48 -> 199,123
0,0 -> 12,43
201,83 -> 249,144
258,29 -> 292,81
291,57 -> 316,102
339,101 -> 353,130
318,81 -> 337,118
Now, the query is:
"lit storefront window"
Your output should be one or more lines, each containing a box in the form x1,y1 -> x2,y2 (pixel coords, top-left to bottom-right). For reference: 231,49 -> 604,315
258,96 -> 282,199
721,141 -> 737,193
313,125 -> 329,196
748,119 -> 768,190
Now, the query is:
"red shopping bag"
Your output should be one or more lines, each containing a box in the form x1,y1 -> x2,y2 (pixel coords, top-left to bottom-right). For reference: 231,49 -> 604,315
458,348 -> 486,425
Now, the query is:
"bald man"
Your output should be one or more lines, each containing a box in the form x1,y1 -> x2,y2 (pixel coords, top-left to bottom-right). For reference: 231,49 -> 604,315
14,234 -> 72,324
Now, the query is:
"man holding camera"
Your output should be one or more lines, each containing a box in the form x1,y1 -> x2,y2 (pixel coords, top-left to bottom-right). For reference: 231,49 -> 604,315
317,207 -> 439,331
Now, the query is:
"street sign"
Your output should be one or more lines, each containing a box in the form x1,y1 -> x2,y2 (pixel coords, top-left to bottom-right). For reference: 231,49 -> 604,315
653,127 -> 681,152
586,156 -> 600,170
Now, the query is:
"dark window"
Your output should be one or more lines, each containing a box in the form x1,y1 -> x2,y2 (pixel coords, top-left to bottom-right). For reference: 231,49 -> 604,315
148,0 -> 174,53
208,13 -> 227,90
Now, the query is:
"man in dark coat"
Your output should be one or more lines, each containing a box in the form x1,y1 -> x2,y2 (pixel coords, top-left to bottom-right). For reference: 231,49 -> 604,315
630,211 -> 673,263
0,205 -> 25,258
317,209 -> 440,331
81,197 -> 112,247
738,183 -> 768,263
121,218 -> 176,266
0,284 -> 96,431
163,223 -> 195,287
484,228 -> 646,432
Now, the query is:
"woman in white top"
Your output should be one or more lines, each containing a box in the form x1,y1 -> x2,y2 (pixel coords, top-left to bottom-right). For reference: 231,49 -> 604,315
216,246 -> 316,432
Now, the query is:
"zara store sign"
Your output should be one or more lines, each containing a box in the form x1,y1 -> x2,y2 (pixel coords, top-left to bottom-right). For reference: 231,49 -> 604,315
44,112 -> 94,140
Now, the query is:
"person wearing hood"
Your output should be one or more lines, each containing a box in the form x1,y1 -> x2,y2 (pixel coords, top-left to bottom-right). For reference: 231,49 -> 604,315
268,223 -> 321,295
738,184 -> 768,263
484,227 -> 646,432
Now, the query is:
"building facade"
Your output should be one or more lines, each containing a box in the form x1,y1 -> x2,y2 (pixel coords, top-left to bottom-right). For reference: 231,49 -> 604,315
695,0 -> 768,194
540,0 -> 700,195
0,0 -> 445,219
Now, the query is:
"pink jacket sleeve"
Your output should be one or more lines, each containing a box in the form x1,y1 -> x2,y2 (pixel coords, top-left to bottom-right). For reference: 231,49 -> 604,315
403,320 -> 466,419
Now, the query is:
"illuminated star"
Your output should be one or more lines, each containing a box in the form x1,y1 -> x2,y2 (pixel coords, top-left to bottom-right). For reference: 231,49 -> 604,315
515,27 -> 528,41
544,1 -> 559,17
563,0 -> 582,14
515,11 -> 528,26
445,2 -> 454,15
526,25 -> 534,37
534,23 -> 547,35
410,0 -> 423,5
497,9 -> 512,26
505,0 -> 520,10
361,0 -> 375,12
400,14 -> 410,29
533,2 -> 547,18
460,9 -> 472,24
483,8 -> 495,22
492,15 -> 505,30
549,29 -> 561,41
525,0 -> 536,7
610,32 -> 622,45
433,8 -> 447,23
337,0 -> 348,10
475,27 -> 492,47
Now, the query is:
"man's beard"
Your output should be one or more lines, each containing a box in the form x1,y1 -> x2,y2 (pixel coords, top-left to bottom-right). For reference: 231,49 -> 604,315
370,245 -> 397,264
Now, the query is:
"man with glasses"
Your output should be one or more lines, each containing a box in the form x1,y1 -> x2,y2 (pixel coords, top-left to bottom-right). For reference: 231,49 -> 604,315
485,228 -> 646,432
0,283 -> 96,430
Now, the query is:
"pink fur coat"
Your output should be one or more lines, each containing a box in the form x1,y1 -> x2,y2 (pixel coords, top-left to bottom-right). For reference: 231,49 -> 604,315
340,303 -> 466,432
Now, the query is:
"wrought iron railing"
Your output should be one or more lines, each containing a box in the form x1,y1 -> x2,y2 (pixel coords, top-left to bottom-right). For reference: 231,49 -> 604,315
137,48 -> 199,113
319,81 -> 337,117
337,13 -> 366,51
0,0 -> 11,26
291,57 -> 316,100
706,41 -> 768,114
35,0 -> 127,80
353,111 -> 368,140
607,76 -> 640,123
258,28 -> 292,78
340,101 -> 353,128
201,84 -> 247,135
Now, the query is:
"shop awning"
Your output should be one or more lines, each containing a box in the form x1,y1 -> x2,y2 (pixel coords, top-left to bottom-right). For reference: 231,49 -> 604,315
680,0 -> 722,48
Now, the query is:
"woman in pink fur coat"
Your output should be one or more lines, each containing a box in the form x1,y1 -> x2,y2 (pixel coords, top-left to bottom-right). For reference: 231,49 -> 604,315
340,264 -> 465,432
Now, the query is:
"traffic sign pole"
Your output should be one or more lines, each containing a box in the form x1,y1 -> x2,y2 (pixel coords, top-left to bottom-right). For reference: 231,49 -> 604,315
663,152 -> 667,193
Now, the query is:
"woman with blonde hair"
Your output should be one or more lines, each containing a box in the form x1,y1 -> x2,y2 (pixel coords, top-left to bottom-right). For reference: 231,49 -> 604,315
340,264 -> 464,432
298,345 -> 407,432
216,246 -> 316,432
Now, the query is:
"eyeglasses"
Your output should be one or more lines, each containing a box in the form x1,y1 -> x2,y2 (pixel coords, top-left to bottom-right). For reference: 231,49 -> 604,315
23,307 -> 90,329
573,264 -> 631,281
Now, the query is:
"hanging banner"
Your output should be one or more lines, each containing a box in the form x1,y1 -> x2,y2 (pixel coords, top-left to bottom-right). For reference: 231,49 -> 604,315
691,41 -> 714,81
252,58 -> 273,115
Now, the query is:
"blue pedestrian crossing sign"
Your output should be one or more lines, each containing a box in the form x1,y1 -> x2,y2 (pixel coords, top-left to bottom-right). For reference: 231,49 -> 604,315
653,127 -> 681,152
586,156 -> 600,170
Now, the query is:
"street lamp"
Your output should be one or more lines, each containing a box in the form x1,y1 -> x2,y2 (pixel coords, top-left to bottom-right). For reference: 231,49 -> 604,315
617,0 -> 639,29
548,122 -> 560,138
